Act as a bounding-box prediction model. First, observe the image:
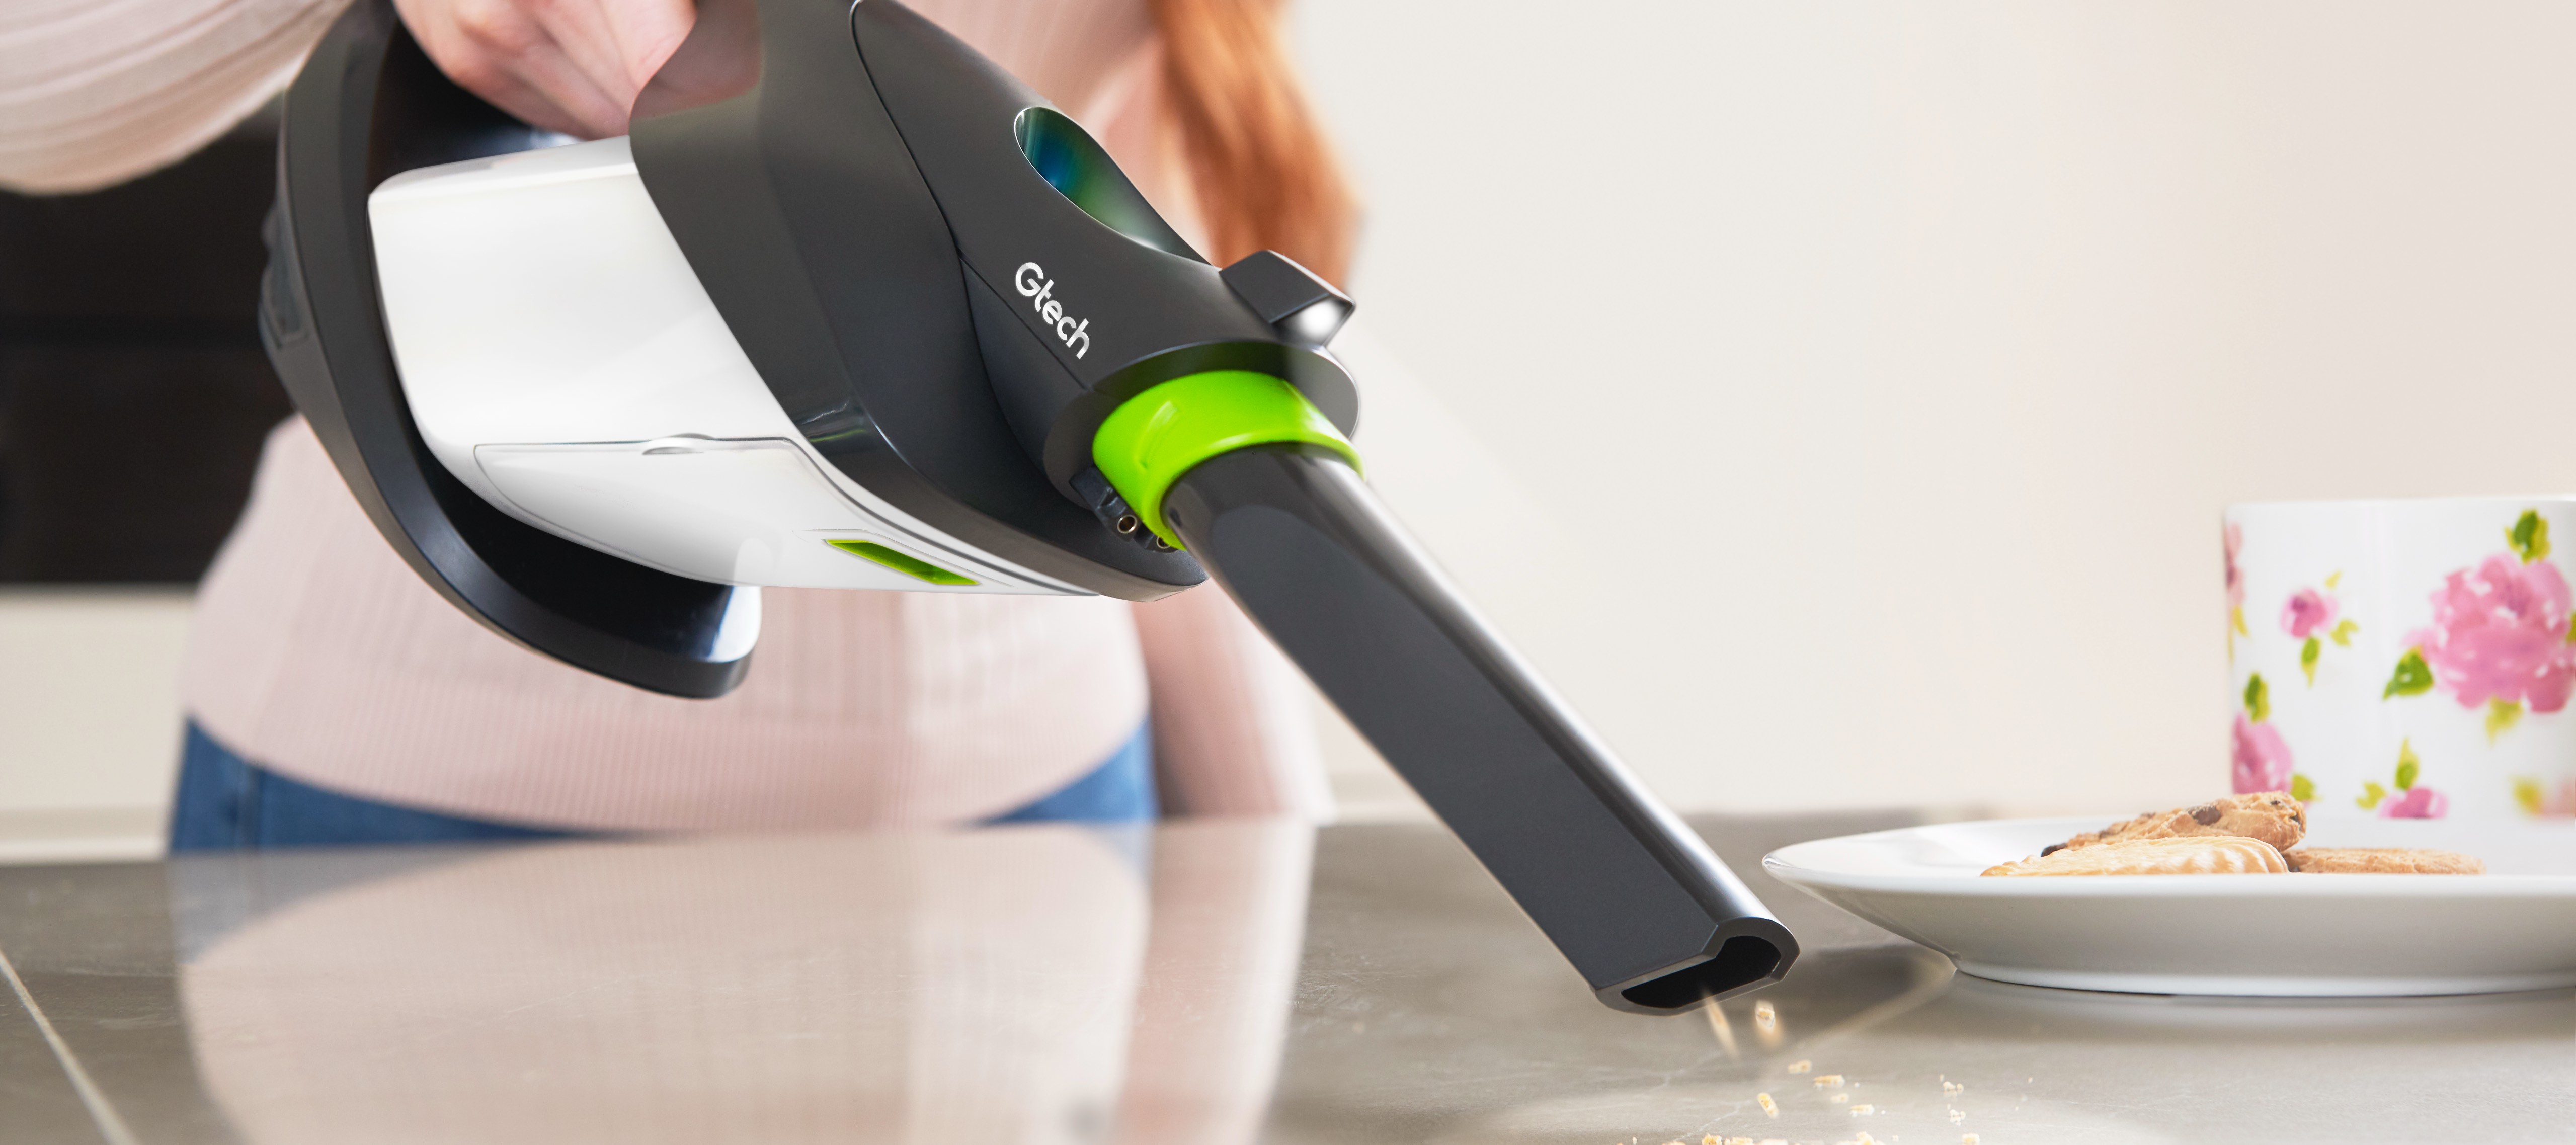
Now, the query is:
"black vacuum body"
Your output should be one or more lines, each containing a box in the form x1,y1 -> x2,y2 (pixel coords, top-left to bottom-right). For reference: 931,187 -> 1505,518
259,0 -> 1796,1013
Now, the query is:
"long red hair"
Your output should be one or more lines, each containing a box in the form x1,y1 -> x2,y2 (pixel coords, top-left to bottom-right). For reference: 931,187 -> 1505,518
1146,0 -> 1357,285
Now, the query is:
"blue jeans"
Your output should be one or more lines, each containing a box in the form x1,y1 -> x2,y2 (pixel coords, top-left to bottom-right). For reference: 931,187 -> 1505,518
168,720 -> 1157,851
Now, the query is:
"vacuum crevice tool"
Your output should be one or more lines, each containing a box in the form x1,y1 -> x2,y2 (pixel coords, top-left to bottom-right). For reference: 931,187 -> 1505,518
1099,377 -> 1796,1011
263,0 -> 1796,1013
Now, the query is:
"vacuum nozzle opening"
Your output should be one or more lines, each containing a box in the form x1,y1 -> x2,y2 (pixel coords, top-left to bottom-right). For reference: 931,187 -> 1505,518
1617,936 -> 1786,1012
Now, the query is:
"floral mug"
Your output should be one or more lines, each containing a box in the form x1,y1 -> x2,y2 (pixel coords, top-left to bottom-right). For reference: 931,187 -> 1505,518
2226,498 -> 2576,821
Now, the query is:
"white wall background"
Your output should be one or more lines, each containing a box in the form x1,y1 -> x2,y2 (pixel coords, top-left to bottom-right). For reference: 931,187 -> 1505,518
0,590 -> 188,858
1292,1 -> 2576,815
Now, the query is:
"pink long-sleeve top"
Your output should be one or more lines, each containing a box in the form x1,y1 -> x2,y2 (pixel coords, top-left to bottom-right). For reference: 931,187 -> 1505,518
3,0 -> 1329,828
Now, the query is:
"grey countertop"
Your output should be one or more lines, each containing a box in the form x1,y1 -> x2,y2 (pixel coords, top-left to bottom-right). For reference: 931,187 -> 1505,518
3,813 -> 2569,1144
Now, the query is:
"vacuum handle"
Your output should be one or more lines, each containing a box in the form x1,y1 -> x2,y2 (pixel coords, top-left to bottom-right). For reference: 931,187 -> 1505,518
1162,446 -> 1796,1012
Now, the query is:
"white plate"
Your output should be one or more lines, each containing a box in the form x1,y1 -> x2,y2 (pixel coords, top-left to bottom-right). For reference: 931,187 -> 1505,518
1762,816 -> 2576,996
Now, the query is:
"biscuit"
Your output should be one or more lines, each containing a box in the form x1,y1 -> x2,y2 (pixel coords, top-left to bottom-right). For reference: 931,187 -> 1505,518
2283,847 -> 2485,874
1983,835 -> 2289,876
2049,792 -> 2307,856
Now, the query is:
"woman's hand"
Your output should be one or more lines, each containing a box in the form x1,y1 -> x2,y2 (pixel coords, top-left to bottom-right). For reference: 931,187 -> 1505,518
393,0 -> 697,139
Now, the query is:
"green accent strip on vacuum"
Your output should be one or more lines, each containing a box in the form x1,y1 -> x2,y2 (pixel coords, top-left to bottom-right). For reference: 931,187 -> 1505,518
1092,370 -> 1360,549
827,540 -> 979,586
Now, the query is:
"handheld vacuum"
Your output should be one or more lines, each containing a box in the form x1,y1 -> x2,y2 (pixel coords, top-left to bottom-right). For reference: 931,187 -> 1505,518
259,0 -> 1796,1013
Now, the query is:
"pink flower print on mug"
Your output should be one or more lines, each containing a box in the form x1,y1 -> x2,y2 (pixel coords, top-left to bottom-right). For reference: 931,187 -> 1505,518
2398,519 -> 2576,737
2232,713 -> 2294,794
2283,589 -> 2339,639
2231,673 -> 2295,794
2280,580 -> 2358,686
2380,786 -> 2449,819
2234,499 -> 2576,821
2225,523 -> 2248,654
2515,777 -> 2576,816
2357,739 -> 2446,819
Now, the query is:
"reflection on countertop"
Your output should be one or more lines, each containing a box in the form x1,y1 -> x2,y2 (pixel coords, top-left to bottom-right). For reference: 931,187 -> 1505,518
5,822 -> 1308,1145
3,813 -> 2570,1144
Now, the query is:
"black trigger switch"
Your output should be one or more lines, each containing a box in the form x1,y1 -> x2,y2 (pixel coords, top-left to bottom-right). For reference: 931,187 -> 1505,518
1220,250 -> 1354,347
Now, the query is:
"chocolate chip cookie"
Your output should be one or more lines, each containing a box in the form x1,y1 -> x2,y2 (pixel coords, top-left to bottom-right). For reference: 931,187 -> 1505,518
2048,791 -> 2307,856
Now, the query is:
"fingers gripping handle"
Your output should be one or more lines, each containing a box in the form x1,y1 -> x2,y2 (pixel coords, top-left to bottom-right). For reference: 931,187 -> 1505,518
1160,445 -> 1797,1012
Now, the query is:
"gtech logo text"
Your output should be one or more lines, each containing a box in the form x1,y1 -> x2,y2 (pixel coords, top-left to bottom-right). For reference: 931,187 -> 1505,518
1014,262 -> 1091,359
